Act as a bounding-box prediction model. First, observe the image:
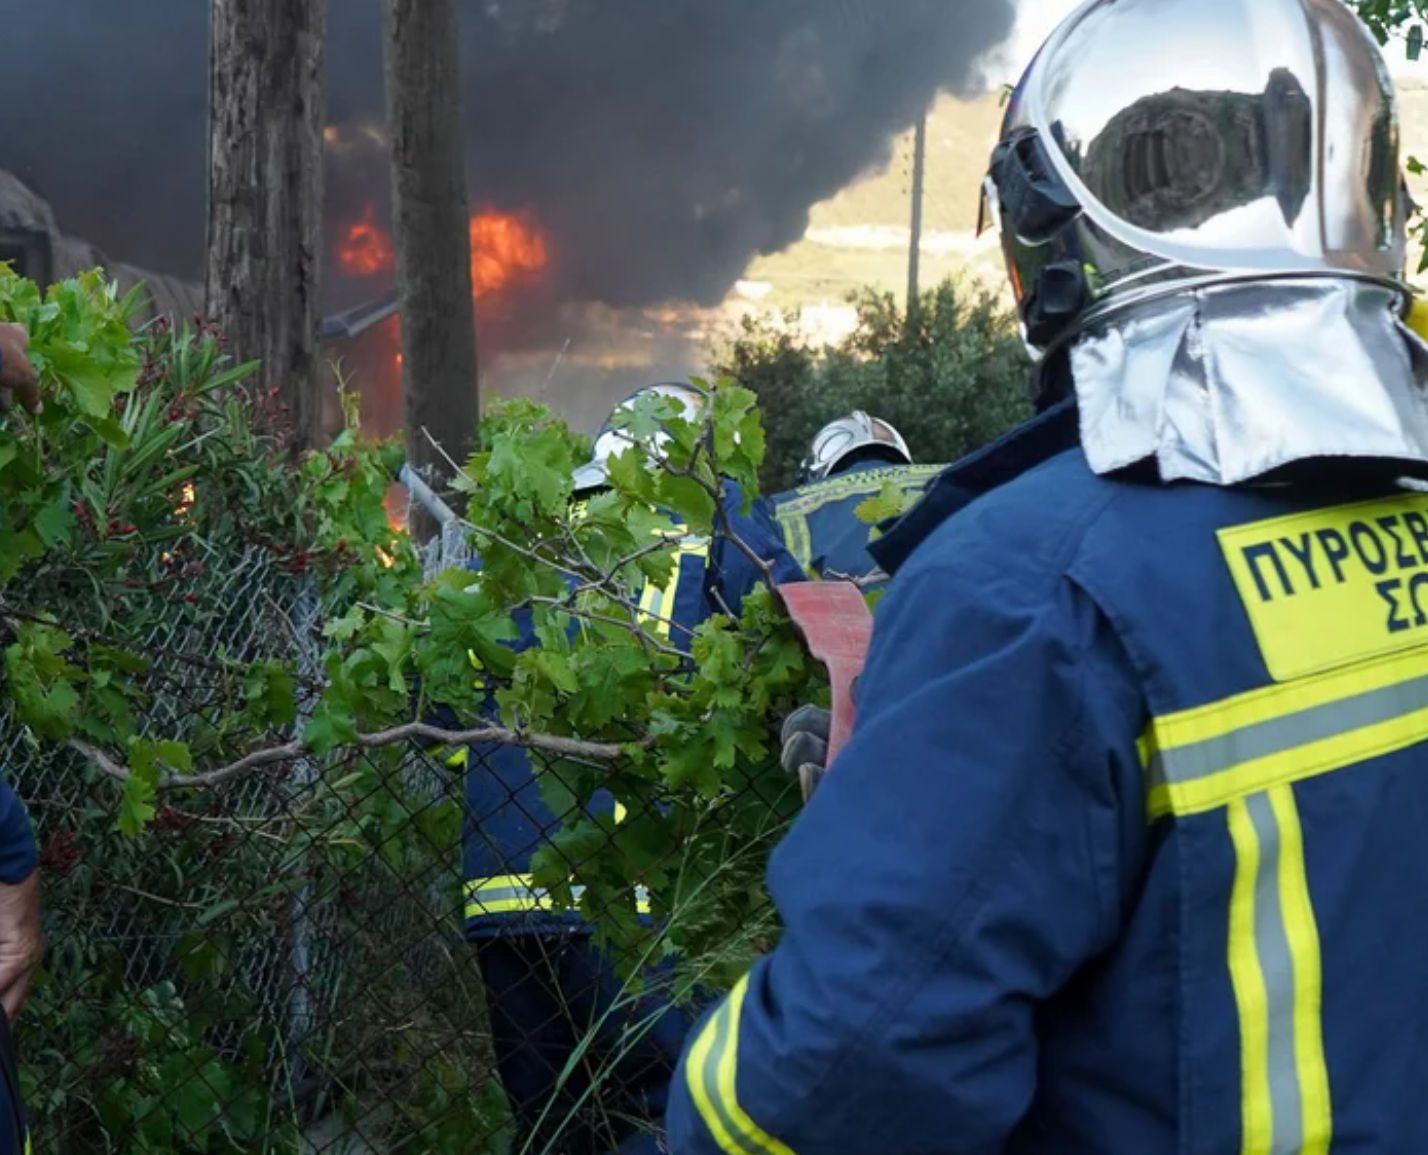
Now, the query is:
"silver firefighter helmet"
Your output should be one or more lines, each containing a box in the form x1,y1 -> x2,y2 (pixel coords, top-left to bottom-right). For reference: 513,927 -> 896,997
571,381 -> 708,494
980,0 -> 1409,356
800,411 -> 912,484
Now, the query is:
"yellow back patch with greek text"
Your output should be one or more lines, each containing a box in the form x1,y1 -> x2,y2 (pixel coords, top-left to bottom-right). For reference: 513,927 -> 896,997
1219,494 -> 1428,681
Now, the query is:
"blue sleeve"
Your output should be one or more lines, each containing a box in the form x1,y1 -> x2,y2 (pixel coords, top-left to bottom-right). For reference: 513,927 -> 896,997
666,523 -> 1147,1154
0,781 -> 36,884
714,485 -> 806,602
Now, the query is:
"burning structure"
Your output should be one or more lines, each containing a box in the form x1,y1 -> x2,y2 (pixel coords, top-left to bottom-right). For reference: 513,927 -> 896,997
0,0 -> 1017,434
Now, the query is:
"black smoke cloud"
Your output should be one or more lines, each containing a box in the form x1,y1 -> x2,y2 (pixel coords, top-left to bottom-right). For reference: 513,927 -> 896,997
0,0 -> 1013,317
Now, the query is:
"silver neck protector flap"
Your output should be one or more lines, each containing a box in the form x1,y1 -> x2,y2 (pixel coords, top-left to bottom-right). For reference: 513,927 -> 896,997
1069,278 -> 1428,485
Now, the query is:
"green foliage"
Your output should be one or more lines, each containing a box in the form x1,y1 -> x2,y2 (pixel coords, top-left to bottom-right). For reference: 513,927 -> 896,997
1353,2 -> 1428,271
717,278 -> 1032,493
0,269 -> 823,1151
1352,1 -> 1428,54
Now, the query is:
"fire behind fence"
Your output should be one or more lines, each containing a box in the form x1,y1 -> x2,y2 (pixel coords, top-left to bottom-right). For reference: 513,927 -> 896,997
8,537 -> 795,1154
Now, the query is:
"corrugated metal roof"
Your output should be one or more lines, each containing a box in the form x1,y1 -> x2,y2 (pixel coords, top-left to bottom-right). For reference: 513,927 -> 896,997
0,169 -> 204,324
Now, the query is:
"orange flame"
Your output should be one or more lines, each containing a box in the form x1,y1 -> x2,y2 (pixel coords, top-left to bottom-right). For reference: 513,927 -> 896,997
337,204 -> 396,278
383,486 -> 408,534
469,209 -> 549,298
174,481 -> 197,520
334,205 -> 548,298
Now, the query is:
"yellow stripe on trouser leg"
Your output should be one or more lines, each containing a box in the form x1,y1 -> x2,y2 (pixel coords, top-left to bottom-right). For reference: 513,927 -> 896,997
685,974 -> 797,1155
685,1000 -> 750,1155
1227,796 -> 1272,1155
1268,786 -> 1332,1155
720,976 -> 796,1155
1226,787 -> 1331,1155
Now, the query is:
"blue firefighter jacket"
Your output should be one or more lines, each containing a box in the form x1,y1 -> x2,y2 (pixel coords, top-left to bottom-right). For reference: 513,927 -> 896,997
668,399 -> 1428,1153
0,786 -> 34,887
772,462 -> 942,586
462,482 -> 804,938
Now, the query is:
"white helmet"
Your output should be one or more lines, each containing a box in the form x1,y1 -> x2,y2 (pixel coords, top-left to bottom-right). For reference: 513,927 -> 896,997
571,382 -> 708,494
800,411 -> 912,484
981,0 -> 1409,357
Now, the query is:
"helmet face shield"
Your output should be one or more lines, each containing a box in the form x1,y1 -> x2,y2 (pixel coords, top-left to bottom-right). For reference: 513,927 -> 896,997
988,0 -> 1408,352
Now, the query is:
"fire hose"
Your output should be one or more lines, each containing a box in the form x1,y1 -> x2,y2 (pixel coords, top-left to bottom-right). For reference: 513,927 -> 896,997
776,581 -> 873,799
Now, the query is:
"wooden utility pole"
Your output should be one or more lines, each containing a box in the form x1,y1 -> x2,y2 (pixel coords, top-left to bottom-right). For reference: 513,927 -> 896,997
205,0 -> 327,450
383,0 -> 480,542
907,109 -> 927,323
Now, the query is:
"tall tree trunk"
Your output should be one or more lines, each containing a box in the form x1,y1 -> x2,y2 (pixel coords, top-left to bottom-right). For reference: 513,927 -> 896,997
383,0 -> 479,543
906,109 -> 927,325
205,0 -> 327,452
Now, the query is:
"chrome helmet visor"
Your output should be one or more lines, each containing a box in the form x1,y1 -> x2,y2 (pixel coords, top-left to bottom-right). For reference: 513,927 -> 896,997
990,0 -> 1408,353
1031,0 -> 1403,284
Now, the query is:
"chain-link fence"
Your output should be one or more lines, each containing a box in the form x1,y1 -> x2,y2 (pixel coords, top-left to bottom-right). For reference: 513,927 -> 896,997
10,532 -> 795,1155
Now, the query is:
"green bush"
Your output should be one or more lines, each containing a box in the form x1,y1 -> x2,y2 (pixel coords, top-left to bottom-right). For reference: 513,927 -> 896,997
0,268 -> 815,1152
717,278 -> 1033,494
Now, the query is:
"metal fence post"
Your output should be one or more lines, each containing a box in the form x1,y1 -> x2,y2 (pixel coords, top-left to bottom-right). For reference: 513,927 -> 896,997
285,577 -> 324,1100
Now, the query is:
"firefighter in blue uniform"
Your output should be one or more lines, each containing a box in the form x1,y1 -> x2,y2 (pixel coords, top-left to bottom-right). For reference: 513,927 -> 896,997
0,323 -> 48,1155
459,383 -> 801,1155
667,3 -> 1428,1152
772,412 -> 938,587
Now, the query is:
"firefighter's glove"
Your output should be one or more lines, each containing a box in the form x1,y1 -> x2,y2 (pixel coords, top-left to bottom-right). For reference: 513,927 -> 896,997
780,705 -> 830,802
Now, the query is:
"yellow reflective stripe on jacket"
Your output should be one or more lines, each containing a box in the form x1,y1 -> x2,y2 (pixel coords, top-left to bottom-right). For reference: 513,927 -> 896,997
1141,645 -> 1428,818
777,508 -> 815,573
466,874 -> 652,920
685,973 -> 796,1155
774,465 -> 941,575
639,539 -> 710,638
1225,787 -> 1331,1155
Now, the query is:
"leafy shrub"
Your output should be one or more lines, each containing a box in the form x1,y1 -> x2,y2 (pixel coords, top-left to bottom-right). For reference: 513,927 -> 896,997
0,268 -> 816,1151
717,278 -> 1033,494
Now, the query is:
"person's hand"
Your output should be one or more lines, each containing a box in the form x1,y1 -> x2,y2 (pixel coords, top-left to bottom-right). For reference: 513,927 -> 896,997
0,323 -> 41,415
0,873 -> 42,1020
781,705 -> 831,801
780,677 -> 860,801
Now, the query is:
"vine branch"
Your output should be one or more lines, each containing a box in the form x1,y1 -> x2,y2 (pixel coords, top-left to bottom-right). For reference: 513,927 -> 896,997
70,721 -> 632,792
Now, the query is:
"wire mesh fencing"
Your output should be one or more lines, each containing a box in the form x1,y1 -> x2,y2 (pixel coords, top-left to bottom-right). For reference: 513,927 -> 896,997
9,537 -> 797,1155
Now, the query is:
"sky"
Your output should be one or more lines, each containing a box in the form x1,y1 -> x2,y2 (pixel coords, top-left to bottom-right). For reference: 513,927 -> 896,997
1010,0 -> 1078,71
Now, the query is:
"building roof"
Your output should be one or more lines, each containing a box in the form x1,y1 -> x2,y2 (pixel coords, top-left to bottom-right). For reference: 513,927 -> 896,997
0,169 -> 204,325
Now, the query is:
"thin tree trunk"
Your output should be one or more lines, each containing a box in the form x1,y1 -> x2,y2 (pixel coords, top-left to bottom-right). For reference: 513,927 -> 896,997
906,109 -> 927,324
205,0 -> 327,452
383,0 -> 480,543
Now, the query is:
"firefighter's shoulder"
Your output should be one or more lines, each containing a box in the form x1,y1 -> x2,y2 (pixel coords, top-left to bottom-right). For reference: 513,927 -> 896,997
886,436 -> 1123,593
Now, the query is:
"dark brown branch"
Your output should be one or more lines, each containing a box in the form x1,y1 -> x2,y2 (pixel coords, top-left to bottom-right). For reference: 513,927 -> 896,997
70,722 -> 629,792
655,441 -> 777,587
